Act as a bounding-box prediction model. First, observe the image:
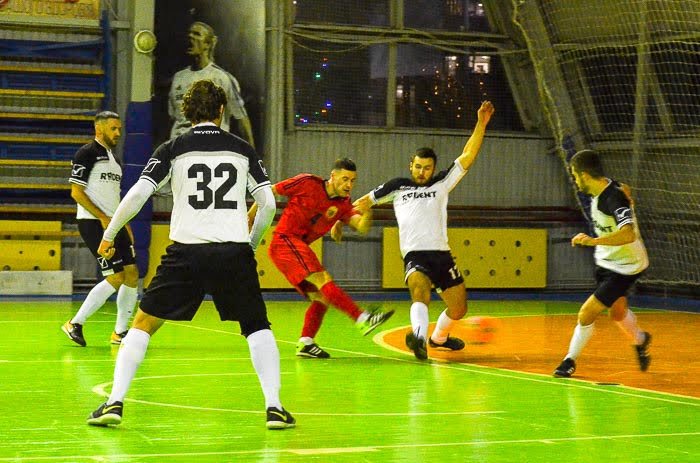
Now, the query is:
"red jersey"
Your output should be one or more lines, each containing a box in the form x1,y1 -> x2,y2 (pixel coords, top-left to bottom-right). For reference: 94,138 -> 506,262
274,174 -> 356,244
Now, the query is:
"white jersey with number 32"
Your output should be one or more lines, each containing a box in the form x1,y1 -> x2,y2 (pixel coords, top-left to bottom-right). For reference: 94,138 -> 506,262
141,123 -> 269,244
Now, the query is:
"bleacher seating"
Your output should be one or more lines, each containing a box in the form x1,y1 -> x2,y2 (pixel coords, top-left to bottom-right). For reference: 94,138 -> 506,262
0,22 -> 109,213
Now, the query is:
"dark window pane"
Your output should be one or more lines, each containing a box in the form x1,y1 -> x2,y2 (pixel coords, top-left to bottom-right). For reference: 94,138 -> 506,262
293,40 -> 386,126
578,49 -> 637,133
294,0 -> 390,27
404,0 -> 490,32
652,41 -> 700,132
394,45 -> 521,130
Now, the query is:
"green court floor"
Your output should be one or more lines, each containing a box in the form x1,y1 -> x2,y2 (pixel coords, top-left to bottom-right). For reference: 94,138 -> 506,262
0,299 -> 697,462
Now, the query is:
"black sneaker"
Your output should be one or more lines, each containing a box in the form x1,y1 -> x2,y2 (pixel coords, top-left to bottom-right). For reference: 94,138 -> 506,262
87,401 -> 123,426
357,308 -> 395,336
429,335 -> 465,351
61,320 -> 86,347
266,407 -> 296,429
296,342 -> 330,359
405,331 -> 428,360
635,332 -> 651,372
553,358 -> 576,378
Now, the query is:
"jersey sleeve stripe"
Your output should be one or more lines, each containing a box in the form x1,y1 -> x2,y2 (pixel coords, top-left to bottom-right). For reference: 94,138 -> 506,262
139,175 -> 159,189
68,178 -> 87,186
617,219 -> 633,229
249,180 -> 271,195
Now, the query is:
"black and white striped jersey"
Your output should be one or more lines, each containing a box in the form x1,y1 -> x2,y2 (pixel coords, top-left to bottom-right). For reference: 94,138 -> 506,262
591,179 -> 648,275
69,140 -> 122,220
141,123 -> 270,244
369,160 -> 468,257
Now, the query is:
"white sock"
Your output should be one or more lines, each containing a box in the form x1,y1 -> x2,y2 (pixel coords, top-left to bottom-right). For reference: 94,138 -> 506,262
115,285 -> 138,333
430,310 -> 457,344
566,322 -> 594,361
410,302 -> 429,339
71,279 -> 116,325
616,309 -> 644,344
108,328 -> 150,404
247,329 -> 282,410
298,336 -> 313,346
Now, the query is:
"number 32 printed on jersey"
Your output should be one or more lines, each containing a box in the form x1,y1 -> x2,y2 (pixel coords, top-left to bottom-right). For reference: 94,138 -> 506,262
187,163 -> 238,210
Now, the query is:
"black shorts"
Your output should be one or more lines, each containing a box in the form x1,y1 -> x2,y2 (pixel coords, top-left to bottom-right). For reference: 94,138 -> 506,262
141,242 -> 270,328
403,250 -> 464,292
594,266 -> 643,307
78,219 -> 136,276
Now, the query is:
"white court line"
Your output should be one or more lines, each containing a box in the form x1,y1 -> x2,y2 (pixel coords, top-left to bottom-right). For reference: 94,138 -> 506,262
115,320 -> 700,406
0,431 -> 697,461
0,320 -> 115,323
84,315 -> 698,407
372,325 -> 700,406
1,357 -> 252,364
91,374 -> 504,417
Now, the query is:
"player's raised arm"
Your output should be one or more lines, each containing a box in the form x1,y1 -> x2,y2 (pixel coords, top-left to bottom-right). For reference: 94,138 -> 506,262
456,101 -> 494,171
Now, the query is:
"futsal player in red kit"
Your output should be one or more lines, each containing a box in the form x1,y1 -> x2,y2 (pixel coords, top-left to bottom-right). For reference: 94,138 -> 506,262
248,158 -> 393,358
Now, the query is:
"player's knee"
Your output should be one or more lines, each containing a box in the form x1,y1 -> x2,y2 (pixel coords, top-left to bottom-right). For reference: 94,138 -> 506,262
105,272 -> 124,288
240,319 -> 272,338
123,266 -> 139,286
577,311 -> 596,326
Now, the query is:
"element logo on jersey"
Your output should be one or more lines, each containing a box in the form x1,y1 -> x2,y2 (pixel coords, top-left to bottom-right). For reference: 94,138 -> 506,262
325,206 -> 338,219
614,207 -> 632,223
97,256 -> 109,270
258,160 -> 267,176
143,158 -> 161,174
72,164 -> 86,177
400,190 -> 437,202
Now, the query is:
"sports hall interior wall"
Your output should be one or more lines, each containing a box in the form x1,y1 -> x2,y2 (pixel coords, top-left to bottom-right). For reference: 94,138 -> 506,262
1,0 -> 696,299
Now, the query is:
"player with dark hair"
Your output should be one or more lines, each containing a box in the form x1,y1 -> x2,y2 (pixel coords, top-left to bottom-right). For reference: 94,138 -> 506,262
87,80 -> 294,429
248,158 -> 394,359
352,101 -> 494,360
553,149 -> 651,378
62,111 -> 138,346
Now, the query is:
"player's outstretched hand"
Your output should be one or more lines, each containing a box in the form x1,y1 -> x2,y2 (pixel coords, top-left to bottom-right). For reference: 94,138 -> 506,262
352,196 -> 372,214
330,221 -> 344,243
98,239 -> 116,260
571,232 -> 595,247
478,100 -> 495,124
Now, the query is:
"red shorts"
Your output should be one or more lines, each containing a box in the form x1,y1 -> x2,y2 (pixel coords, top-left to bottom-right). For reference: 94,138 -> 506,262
268,233 -> 324,290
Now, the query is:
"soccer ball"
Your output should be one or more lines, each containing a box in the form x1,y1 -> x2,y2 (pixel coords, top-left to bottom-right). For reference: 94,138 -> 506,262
464,316 -> 501,344
134,30 -> 157,54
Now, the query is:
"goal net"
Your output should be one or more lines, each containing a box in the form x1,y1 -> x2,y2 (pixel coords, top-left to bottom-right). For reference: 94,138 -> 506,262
512,1 -> 700,291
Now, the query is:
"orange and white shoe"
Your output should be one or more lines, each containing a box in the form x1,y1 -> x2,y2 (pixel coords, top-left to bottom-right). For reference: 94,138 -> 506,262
110,330 -> 128,345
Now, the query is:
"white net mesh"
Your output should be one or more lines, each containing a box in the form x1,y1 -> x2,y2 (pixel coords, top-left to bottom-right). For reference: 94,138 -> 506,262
512,0 -> 700,289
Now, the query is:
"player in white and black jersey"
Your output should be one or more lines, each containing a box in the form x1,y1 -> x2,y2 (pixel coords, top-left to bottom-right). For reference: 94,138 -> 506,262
352,101 -> 494,360
554,150 -> 651,378
87,80 -> 294,429
168,21 -> 254,147
62,111 -> 138,347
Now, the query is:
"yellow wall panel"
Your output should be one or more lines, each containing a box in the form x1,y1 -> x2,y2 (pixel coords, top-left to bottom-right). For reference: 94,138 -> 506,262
383,227 -> 547,288
0,240 -> 61,270
0,220 -> 61,232
143,224 -> 172,288
144,225 -> 322,289
0,221 -> 62,271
